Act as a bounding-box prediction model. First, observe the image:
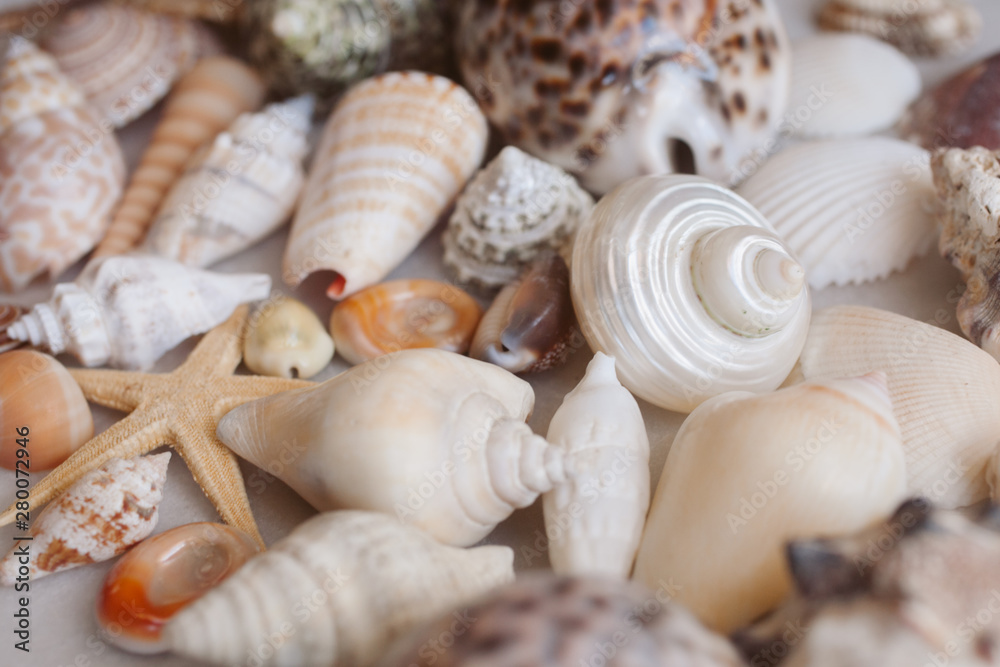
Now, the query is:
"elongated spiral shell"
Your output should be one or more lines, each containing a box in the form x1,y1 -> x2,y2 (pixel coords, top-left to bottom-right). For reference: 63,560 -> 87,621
571,175 -> 811,413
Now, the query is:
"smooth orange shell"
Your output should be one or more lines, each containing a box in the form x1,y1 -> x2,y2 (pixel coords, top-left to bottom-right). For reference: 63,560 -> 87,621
0,350 -> 93,470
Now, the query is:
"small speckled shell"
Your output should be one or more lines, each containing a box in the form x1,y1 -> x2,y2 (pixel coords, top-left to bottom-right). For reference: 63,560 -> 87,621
457,0 -> 791,194
898,52 -> 1000,152
444,146 -> 593,289
0,454 -> 170,585
379,574 -> 744,667
284,71 -> 488,298
818,0 -> 982,57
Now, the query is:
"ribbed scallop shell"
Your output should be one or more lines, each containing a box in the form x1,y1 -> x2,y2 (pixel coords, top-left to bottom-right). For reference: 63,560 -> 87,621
788,34 -> 920,139
43,2 -> 221,127
817,0 -> 982,57
794,305 -> 1000,508
571,175 -> 811,413
283,71 -> 488,298
142,95 -> 312,267
736,138 -> 936,289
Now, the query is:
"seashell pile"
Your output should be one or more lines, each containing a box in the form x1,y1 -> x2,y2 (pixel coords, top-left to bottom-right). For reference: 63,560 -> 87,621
817,0 -> 982,57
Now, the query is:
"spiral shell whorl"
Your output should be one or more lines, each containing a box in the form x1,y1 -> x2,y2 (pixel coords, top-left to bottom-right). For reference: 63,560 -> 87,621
571,175 -> 810,413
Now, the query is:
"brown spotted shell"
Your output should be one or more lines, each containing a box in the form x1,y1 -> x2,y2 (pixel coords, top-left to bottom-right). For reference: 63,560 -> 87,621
456,0 -> 791,194
378,574 -> 744,667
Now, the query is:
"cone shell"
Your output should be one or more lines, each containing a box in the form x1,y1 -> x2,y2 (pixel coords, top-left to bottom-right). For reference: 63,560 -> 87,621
379,574 -> 744,667
0,350 -> 93,471
0,37 -> 126,293
216,349 -> 549,547
92,56 -> 266,258
543,353 -> 650,578
633,374 -> 907,632
794,305 -> 1000,508
818,0 -> 982,57
0,454 -> 170,585
736,137 -> 936,289
788,34 -> 920,139
572,175 -> 811,413
142,95 -> 312,267
283,71 -> 488,298
42,2 -> 222,128
164,511 -> 515,667
898,52 -> 1000,152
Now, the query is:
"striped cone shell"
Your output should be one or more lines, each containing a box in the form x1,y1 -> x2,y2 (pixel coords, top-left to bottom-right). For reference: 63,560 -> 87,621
283,71 -> 488,299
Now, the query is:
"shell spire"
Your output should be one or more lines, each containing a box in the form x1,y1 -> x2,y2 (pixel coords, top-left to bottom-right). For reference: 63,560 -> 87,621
543,352 -> 651,578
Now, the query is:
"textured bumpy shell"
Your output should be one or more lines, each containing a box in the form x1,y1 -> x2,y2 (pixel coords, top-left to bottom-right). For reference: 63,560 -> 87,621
817,0 -> 982,57
92,56 -> 266,258
932,147 -> 1000,360
736,137 -> 936,289
571,175 -> 810,413
457,0 -> 791,194
444,146 -> 593,289
379,574 -> 744,667
898,53 -> 1000,153
0,37 -> 125,293
164,511 -> 515,667
142,96 -> 312,267
217,349 -> 554,546
42,2 -> 220,127
0,350 -> 93,471
787,33 -> 920,139
0,454 -> 169,585
543,353 -> 650,578
283,71 -> 488,298
634,375 -> 906,632
794,305 -> 1000,508
6,254 -> 271,370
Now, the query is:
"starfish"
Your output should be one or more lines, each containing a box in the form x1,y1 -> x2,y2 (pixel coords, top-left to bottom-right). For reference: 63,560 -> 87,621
0,306 -> 311,548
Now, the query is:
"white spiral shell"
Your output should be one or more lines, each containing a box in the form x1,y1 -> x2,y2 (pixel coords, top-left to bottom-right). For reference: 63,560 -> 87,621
570,175 -> 811,413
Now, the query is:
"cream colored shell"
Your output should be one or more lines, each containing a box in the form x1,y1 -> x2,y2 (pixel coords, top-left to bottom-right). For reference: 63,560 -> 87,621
243,297 -> 334,379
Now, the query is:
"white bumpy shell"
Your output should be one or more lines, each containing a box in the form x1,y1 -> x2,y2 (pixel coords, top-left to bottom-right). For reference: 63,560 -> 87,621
571,174 -> 811,413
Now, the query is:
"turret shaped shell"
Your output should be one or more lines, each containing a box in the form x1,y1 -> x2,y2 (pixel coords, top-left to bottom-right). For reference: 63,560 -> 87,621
164,510 -> 515,667
444,147 -> 594,289
633,374 -> 907,633
456,0 -> 791,194
0,36 -> 125,292
542,353 -> 650,578
6,254 -> 271,370
142,95 -> 312,267
571,175 -> 811,413
217,348 -> 559,546
792,305 -> 1000,508
379,574 -> 744,667
283,71 -> 488,299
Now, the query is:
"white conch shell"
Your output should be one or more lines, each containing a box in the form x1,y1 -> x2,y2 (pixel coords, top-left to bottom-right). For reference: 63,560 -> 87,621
571,174 -> 811,413
736,137 -> 936,289
633,374 -> 907,633
243,297 -> 334,379
542,352 -> 650,578
217,348 -> 563,546
787,34 -> 920,139
0,453 -> 169,585
793,305 -> 1000,509
142,95 -> 312,267
42,1 -> 221,127
443,146 -> 594,290
6,254 -> 271,370
164,510 -> 515,667
283,71 -> 488,299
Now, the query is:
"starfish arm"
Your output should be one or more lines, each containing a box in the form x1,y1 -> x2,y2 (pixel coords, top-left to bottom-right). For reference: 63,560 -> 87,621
67,368 -> 155,412
0,409 -> 169,527
173,418 -> 266,550
179,305 -> 250,378
217,376 -> 314,414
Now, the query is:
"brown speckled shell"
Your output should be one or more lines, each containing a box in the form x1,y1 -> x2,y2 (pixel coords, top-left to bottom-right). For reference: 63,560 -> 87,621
380,574 -> 744,667
456,0 -> 790,194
